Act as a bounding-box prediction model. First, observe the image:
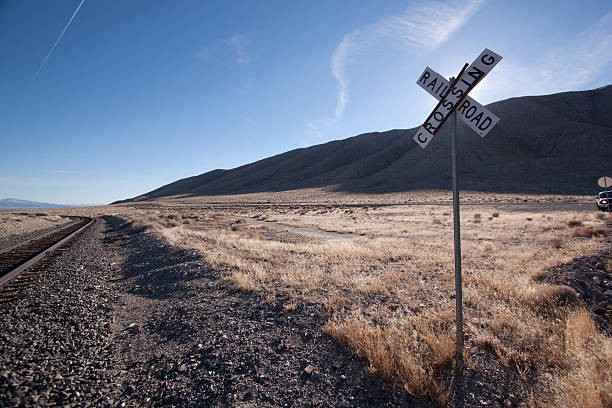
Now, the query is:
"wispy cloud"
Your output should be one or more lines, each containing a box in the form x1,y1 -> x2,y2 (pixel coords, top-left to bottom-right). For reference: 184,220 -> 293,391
34,0 -> 86,80
225,34 -> 251,65
196,34 -> 252,65
308,0 -> 485,136
471,9 -> 612,103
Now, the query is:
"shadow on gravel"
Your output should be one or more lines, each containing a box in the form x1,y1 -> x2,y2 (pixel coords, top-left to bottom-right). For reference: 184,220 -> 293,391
102,216 -> 206,300
101,215 -> 434,407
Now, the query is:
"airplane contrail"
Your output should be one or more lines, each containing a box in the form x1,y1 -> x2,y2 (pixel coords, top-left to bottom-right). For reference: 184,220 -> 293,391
33,0 -> 86,79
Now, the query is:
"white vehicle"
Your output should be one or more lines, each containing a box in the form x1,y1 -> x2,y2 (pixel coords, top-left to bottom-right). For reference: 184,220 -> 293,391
597,190 -> 611,212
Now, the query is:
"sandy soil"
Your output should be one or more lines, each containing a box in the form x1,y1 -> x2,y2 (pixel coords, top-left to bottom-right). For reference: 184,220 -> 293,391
0,212 -> 74,250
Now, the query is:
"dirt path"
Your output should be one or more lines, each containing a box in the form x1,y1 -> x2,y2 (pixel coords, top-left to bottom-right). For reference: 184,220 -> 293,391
247,218 -> 359,241
103,216 -> 430,407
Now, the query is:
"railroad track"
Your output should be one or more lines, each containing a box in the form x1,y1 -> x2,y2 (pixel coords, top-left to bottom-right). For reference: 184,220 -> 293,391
0,216 -> 95,306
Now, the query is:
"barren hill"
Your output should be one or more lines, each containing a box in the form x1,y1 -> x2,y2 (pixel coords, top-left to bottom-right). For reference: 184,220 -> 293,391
119,85 -> 612,202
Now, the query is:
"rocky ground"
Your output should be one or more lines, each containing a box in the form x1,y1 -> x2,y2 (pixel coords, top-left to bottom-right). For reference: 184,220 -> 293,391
0,220 -> 119,407
0,216 -> 431,407
0,214 -> 608,407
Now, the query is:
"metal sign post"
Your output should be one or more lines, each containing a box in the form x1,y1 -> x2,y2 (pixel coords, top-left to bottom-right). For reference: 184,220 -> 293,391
412,49 -> 502,375
449,91 -> 464,372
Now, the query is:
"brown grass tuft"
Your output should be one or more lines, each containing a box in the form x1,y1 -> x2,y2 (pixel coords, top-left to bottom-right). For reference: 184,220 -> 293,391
555,309 -> 612,408
531,270 -> 546,282
549,238 -> 563,249
571,226 -> 605,238
324,311 -> 453,405
567,219 -> 582,228
527,284 -> 579,307
227,271 -> 257,291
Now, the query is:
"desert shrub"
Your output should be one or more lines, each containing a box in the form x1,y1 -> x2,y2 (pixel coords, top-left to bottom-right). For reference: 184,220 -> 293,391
492,212 -> 500,218
571,227 -> 605,238
528,284 -> 578,307
531,270 -> 546,282
567,219 -> 582,228
228,271 -> 256,291
549,238 -> 563,249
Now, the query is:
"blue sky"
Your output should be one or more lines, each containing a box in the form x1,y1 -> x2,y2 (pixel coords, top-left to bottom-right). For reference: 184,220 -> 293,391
1,0 -> 611,204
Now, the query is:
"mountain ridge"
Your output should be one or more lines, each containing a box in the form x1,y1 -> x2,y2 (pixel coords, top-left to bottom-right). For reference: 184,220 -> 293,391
115,86 -> 612,203
0,198 -> 71,208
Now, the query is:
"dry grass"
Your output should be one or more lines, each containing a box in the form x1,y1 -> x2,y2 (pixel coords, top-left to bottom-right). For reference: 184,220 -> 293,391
548,238 -> 563,249
324,310 -> 454,405
571,226 -> 605,238
555,309 -> 612,408
118,197 -> 609,406
525,284 -> 579,308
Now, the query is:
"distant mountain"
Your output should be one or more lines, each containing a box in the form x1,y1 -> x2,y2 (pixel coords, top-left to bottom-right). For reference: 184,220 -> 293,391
0,198 -> 71,208
116,85 -> 612,203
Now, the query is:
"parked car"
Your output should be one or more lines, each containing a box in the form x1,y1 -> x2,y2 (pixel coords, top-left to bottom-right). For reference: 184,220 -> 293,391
597,190 -> 611,212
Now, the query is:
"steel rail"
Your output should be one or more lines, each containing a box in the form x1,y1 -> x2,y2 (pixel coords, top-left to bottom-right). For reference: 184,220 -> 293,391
0,217 -> 81,255
0,217 -> 94,288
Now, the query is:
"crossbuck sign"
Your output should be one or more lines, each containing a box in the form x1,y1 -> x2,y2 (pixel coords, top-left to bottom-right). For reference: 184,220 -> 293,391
413,48 -> 502,378
413,48 -> 502,148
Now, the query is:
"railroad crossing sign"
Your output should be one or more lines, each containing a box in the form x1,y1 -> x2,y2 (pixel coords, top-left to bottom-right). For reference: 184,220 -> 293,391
412,48 -> 502,377
417,66 -> 500,138
413,48 -> 502,148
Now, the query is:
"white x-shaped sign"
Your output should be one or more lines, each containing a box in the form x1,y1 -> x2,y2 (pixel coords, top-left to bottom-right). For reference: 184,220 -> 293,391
413,49 -> 502,148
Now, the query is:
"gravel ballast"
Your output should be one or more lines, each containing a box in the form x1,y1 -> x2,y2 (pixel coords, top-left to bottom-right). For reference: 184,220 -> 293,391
0,220 -> 119,407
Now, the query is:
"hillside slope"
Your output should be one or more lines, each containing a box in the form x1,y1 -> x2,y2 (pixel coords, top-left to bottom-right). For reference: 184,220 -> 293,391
119,85 -> 612,202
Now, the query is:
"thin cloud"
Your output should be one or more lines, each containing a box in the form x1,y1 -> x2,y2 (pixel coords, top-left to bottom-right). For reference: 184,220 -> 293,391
34,0 -> 86,79
225,34 -> 251,65
471,9 -> 612,103
309,0 -> 485,135
196,34 -> 252,65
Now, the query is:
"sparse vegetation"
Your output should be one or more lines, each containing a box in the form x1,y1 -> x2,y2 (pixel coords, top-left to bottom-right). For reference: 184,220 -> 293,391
549,238 -> 563,249
571,226 -> 605,238
28,192 -> 603,406
115,196 -> 608,407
